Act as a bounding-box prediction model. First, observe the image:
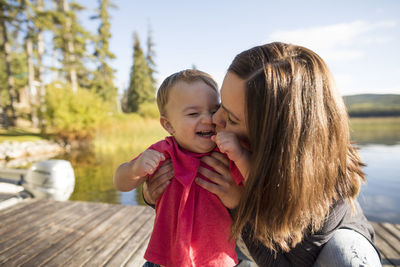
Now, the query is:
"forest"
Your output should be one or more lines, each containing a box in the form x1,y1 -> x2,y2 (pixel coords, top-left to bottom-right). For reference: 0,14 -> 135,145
1,0 -> 399,145
0,0 -> 157,143
343,94 -> 400,117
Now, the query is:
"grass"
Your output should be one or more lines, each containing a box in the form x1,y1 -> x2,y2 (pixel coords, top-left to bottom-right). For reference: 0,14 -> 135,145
93,113 -> 168,155
0,127 -> 45,143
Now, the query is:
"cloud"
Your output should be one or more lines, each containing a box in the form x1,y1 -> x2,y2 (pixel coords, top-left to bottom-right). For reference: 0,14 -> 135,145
267,20 -> 397,62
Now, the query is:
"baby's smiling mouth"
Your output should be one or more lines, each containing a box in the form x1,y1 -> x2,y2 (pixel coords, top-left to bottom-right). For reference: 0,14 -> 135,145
196,130 -> 215,137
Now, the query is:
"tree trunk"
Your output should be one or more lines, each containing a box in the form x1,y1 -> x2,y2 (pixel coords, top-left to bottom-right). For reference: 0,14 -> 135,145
26,32 -> 38,127
51,0 -> 58,81
0,4 -> 16,127
37,0 -> 46,128
62,0 -> 77,93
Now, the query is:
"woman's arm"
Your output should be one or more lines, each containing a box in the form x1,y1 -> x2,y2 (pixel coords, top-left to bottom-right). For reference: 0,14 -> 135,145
195,151 -> 243,210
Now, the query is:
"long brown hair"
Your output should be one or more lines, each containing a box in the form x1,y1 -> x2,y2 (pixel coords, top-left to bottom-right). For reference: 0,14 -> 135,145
229,42 -> 365,252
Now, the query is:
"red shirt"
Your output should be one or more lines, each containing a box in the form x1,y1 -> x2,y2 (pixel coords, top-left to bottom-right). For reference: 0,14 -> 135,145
139,137 -> 243,267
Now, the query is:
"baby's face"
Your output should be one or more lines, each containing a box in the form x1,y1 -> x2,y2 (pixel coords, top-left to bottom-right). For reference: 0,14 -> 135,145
163,80 -> 219,153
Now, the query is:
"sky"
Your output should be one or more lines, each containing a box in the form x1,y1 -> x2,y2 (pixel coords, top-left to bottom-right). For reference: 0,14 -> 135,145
80,0 -> 400,96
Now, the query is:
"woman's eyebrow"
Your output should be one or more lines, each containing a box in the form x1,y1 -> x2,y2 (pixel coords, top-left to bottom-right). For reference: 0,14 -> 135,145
221,104 -> 240,121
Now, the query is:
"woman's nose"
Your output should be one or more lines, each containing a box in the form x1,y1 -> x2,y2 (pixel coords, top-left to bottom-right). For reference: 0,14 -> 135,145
212,108 -> 226,128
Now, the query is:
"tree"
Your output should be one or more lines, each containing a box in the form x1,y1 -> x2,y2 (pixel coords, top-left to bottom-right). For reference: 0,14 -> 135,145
25,0 -> 60,128
126,32 -> 154,113
0,0 -> 21,127
52,0 -> 91,92
146,24 -> 157,92
91,0 -> 117,103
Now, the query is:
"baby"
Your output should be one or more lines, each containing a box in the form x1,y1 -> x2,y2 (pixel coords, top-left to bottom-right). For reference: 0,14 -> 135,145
114,69 -> 249,267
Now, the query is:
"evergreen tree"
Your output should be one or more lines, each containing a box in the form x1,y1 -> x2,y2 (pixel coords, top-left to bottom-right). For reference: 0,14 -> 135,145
92,0 -> 116,103
0,0 -> 25,127
146,24 -> 157,91
52,0 -> 91,92
126,32 -> 154,113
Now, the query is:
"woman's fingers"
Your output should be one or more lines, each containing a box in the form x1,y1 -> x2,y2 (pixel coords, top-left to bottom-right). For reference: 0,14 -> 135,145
201,153 -> 230,177
197,166 -> 228,188
144,159 -> 173,204
197,154 -> 243,209
195,176 -> 221,195
147,160 -> 173,187
210,151 -> 230,166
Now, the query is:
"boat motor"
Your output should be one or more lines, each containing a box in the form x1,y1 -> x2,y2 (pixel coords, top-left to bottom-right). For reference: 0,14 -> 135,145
0,160 -> 75,201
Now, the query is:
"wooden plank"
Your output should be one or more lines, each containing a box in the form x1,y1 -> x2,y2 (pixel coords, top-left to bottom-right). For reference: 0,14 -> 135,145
0,199 -> 61,235
0,200 -> 76,254
0,202 -> 84,266
381,223 -> 400,242
378,223 -> 400,267
105,211 -> 154,266
372,223 -> 400,267
0,199 -> 40,219
43,204 -> 132,266
373,223 -> 400,253
87,207 -> 154,267
10,202 -> 112,266
21,202 -> 121,267
0,199 -> 50,229
125,234 -> 152,267
63,205 -> 147,266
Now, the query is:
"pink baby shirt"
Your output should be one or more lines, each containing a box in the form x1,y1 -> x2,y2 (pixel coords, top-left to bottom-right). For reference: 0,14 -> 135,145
140,136 -> 243,267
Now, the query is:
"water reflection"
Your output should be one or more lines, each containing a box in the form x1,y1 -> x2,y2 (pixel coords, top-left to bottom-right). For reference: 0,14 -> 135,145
348,118 -> 400,223
357,144 -> 400,223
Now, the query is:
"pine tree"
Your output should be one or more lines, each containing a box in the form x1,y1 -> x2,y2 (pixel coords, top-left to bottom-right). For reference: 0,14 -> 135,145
52,0 -> 91,92
0,0 -> 24,127
92,0 -> 116,103
146,24 -> 157,91
126,32 -> 154,113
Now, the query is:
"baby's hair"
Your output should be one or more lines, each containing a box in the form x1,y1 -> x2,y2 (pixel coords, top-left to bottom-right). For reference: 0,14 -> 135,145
157,69 -> 218,116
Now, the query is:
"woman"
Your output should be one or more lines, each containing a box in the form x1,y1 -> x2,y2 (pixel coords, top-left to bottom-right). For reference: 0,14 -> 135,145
144,42 -> 381,266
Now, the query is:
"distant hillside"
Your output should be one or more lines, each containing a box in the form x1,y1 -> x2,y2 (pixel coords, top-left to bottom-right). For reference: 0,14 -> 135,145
343,94 -> 400,117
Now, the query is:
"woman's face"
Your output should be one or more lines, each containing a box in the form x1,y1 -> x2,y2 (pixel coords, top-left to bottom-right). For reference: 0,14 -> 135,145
213,72 -> 249,142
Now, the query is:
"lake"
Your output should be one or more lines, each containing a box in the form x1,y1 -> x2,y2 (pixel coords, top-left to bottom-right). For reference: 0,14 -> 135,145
59,117 -> 400,224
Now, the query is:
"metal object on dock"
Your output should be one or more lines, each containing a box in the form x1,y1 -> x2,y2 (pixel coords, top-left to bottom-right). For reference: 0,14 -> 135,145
0,160 -> 75,201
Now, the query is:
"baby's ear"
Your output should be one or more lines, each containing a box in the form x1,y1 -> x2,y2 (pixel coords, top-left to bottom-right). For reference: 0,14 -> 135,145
160,116 -> 175,135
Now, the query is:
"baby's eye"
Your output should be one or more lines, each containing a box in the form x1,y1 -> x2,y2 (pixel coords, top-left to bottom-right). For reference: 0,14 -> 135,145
187,113 -> 199,116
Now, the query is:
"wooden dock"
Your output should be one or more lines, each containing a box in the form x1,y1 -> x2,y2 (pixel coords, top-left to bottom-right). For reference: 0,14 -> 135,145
0,199 -> 154,266
0,199 -> 399,267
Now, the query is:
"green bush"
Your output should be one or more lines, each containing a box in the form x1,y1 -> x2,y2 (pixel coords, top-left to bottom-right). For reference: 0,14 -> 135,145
44,82 -> 111,143
137,102 -> 159,119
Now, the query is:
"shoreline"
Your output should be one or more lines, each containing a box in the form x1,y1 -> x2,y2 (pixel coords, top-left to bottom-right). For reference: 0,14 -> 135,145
0,140 -> 65,168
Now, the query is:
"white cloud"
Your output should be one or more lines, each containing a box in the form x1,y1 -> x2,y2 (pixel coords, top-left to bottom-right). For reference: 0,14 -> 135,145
267,20 -> 397,62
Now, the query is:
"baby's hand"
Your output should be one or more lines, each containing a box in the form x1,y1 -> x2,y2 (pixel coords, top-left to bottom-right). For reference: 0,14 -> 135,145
134,149 -> 166,177
212,131 -> 244,162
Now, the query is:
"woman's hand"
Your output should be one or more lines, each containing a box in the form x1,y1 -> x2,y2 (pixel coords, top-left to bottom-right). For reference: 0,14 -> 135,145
195,152 -> 243,209
143,159 -> 174,205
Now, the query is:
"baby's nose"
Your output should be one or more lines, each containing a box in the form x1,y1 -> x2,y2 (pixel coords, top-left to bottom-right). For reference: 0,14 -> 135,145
201,113 -> 213,124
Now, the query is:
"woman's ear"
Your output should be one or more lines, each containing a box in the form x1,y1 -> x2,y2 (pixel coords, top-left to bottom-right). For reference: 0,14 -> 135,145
160,116 -> 175,135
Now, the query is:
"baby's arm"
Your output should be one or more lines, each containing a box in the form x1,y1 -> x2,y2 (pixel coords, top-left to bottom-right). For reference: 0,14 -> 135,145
113,149 -> 165,192
212,131 -> 250,181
